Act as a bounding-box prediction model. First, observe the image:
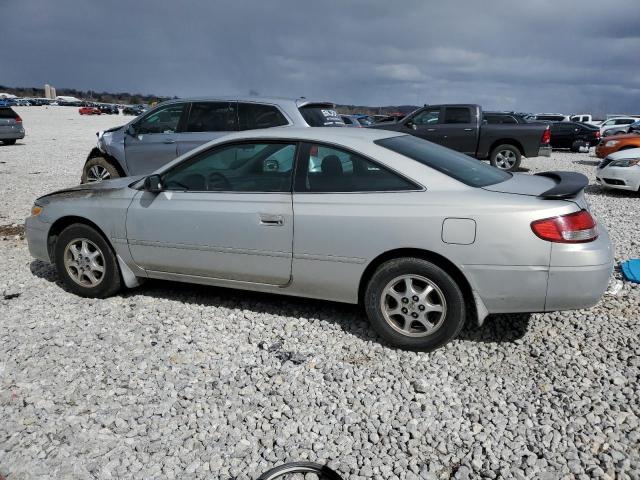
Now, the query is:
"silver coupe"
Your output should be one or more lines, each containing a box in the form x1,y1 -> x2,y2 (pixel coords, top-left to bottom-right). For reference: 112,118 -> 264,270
26,128 -> 613,350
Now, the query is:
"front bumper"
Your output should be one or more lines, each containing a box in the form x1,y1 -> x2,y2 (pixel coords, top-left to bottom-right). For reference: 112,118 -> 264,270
595,166 -> 640,192
25,215 -> 51,263
538,145 -> 552,157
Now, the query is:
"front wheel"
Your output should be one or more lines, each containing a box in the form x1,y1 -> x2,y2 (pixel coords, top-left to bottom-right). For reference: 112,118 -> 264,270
364,258 -> 466,351
54,223 -> 122,298
490,144 -> 522,171
81,156 -> 120,183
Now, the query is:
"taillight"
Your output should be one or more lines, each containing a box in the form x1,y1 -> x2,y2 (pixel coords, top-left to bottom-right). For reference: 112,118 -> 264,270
595,131 -> 601,139
541,127 -> 551,144
15,115 -> 22,124
531,210 -> 597,243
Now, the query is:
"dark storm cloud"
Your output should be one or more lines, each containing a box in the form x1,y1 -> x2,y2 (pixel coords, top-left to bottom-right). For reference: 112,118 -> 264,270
2,0 -> 639,113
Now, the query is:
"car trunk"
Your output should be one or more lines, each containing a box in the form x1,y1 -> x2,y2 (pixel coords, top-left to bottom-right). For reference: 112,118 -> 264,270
483,171 -> 589,209
0,109 -> 19,133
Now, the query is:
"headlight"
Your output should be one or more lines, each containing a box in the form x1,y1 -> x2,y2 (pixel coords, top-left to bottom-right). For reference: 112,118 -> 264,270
605,140 -> 619,147
31,205 -> 43,216
610,158 -> 640,168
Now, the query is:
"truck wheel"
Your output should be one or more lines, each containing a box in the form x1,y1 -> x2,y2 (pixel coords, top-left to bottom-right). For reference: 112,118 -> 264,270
81,156 -> 120,183
490,144 -> 521,171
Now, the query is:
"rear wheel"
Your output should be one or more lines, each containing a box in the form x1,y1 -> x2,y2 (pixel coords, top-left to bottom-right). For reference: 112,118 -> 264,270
364,258 -> 466,351
54,223 -> 121,298
81,156 -> 120,183
490,144 -> 521,171
2,139 -> 17,145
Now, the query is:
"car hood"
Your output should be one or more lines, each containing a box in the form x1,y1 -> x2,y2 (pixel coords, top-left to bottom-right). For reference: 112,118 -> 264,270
602,133 -> 639,141
37,176 -> 143,202
608,147 -> 640,160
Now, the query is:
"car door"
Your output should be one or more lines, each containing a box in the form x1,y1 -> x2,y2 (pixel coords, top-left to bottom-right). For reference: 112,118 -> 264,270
401,107 -> 443,143
124,102 -> 187,175
440,106 -> 478,155
125,140 -> 296,285
176,101 -> 238,156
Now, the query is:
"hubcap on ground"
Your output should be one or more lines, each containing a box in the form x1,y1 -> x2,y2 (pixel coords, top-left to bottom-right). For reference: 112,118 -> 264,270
87,165 -> 110,182
495,150 -> 517,170
380,274 -> 447,337
63,238 -> 105,287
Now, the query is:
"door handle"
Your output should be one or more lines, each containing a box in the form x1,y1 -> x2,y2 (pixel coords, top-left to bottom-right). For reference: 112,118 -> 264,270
259,214 -> 284,226
163,139 -> 176,144
464,128 -> 473,131
427,128 -> 436,132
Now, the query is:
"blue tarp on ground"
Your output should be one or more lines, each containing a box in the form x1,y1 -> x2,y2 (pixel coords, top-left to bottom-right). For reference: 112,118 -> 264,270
621,259 -> 640,284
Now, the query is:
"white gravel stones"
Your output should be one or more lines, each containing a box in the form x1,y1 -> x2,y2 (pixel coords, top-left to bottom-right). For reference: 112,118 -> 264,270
1,107 -> 639,479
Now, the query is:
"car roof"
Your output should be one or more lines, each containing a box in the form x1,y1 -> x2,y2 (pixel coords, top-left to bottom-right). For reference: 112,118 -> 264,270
197,126 -> 406,143
157,96 -> 335,108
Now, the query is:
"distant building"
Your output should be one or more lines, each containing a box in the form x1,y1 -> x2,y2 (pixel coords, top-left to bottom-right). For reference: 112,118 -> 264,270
44,84 -> 52,99
55,95 -> 81,105
50,87 -> 57,98
0,92 -> 17,99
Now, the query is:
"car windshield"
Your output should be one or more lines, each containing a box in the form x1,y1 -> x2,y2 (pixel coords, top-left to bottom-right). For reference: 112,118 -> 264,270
299,106 -> 346,127
375,135 -> 512,187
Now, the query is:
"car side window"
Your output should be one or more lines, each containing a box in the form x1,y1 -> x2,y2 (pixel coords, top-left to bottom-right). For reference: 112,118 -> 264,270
185,102 -> 237,132
299,143 -> 418,193
411,108 -> 441,125
444,107 -> 471,124
162,142 -> 296,192
238,103 -> 289,130
616,119 -> 634,125
341,116 -> 353,125
136,103 -> 186,134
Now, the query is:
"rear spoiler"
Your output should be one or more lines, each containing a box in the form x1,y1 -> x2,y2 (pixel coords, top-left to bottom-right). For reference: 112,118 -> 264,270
536,171 -> 589,199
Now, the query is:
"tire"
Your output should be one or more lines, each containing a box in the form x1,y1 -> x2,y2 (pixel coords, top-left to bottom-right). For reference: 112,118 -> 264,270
571,140 -> 587,153
490,144 -> 521,171
2,139 -> 17,145
81,156 -> 120,183
54,223 -> 121,298
257,462 -> 344,480
364,258 -> 466,351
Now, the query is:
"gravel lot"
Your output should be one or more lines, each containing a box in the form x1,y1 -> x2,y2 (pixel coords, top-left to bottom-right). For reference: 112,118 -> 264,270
1,107 -> 639,479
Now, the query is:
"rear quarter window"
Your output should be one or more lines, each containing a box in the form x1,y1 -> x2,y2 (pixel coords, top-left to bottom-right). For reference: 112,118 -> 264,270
299,106 -> 345,127
375,135 -> 512,188
0,108 -> 18,119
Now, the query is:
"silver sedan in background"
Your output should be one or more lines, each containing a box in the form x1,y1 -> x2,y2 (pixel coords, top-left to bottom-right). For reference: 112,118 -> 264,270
26,128 -> 613,351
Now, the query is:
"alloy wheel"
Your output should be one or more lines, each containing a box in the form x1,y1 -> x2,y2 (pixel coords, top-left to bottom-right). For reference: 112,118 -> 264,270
380,274 -> 447,337
63,238 -> 106,287
494,149 -> 517,170
87,165 -> 110,182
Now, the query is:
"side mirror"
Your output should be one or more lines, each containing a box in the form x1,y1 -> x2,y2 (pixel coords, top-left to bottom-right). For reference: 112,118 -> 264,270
144,174 -> 163,193
405,120 -> 417,130
126,124 -> 137,136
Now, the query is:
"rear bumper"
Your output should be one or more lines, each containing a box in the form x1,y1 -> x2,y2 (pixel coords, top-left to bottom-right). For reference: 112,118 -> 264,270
0,128 -> 25,140
537,145 -> 552,157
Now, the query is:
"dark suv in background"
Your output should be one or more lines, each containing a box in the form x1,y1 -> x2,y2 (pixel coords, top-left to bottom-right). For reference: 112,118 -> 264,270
0,107 -> 25,145
82,97 -> 345,182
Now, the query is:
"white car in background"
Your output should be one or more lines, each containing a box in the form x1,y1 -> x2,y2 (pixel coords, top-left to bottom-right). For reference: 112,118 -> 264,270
596,147 -> 640,193
599,117 -> 637,137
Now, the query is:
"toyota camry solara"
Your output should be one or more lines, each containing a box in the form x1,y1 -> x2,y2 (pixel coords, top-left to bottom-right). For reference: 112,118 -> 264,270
25,128 -> 614,351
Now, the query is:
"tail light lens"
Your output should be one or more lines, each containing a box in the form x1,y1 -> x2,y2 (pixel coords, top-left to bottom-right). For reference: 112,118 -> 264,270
531,210 -> 597,243
15,115 -> 22,124
541,127 -> 551,144
595,131 -> 601,139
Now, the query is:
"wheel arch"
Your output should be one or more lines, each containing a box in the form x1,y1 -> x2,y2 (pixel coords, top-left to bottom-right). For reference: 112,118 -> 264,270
358,248 -> 476,318
489,139 -> 524,156
46,215 -> 113,263
85,148 -> 126,177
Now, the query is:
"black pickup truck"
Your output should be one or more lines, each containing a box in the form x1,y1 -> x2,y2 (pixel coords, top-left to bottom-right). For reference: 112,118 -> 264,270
372,104 -> 551,171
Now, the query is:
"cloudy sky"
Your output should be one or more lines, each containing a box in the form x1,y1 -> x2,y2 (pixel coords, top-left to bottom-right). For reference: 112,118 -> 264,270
2,0 -> 639,113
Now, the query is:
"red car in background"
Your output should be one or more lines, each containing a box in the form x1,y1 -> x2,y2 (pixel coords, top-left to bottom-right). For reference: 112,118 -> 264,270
79,107 -> 101,115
